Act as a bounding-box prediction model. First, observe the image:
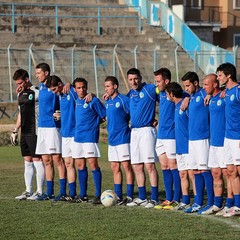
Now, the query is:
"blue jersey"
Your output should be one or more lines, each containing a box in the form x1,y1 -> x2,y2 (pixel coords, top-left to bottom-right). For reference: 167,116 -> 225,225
38,82 -> 60,128
105,93 -> 131,146
209,92 -> 225,146
74,96 -> 106,143
128,83 -> 157,128
225,85 -> 240,139
175,99 -> 189,154
188,88 -> 209,140
157,91 -> 175,139
59,86 -> 77,138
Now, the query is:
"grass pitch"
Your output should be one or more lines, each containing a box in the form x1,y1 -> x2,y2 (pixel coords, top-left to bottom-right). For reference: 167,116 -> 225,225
0,144 -> 240,240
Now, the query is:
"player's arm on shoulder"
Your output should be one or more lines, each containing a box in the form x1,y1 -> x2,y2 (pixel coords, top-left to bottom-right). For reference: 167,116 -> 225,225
84,92 -> 96,103
180,97 -> 190,111
204,95 -> 211,106
62,82 -> 71,94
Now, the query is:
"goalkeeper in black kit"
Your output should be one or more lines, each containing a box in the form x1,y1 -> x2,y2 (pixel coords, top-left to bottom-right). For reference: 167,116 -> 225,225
11,69 -> 45,200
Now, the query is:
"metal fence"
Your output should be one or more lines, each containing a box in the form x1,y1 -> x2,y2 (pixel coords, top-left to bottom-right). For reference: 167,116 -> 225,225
1,44 -> 225,103
0,2 -> 142,35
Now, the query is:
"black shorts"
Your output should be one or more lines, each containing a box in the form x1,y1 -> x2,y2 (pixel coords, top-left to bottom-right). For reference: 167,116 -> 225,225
20,135 -> 40,158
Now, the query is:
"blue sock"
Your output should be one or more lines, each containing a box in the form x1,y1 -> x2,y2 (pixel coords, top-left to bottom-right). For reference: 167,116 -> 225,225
68,182 -> 76,198
214,196 -> 223,208
114,184 -> 122,199
59,178 -> 67,196
162,169 -> 173,201
46,180 -> 54,196
151,186 -> 158,202
92,168 -> 102,197
138,186 -> 147,200
202,171 -> 214,206
195,173 -> 205,206
226,197 -> 234,208
194,195 -> 197,203
182,195 -> 190,205
78,168 -> 88,198
234,194 -> 240,208
171,169 -> 182,202
126,184 -> 134,199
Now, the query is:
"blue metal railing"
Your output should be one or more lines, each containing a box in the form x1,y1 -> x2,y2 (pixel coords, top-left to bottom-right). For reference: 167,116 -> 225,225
0,2 -> 142,35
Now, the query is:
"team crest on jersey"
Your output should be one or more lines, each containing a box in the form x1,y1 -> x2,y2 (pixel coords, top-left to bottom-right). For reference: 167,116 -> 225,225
196,96 -> 200,102
230,94 -> 235,101
139,92 -> 144,98
28,94 -> 33,100
105,104 -> 108,109
40,85 -> 43,90
67,95 -> 70,101
179,109 -> 183,115
83,103 -> 88,108
217,99 -> 222,106
115,102 -> 120,108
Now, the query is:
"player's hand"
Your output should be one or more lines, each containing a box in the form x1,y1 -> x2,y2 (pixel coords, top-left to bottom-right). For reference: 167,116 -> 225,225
152,119 -> 158,127
102,93 -> 109,101
53,111 -> 61,121
180,97 -> 190,111
84,93 -> 95,103
16,86 -> 23,94
204,95 -> 211,106
62,82 -> 71,94
220,89 -> 226,98
10,129 -> 18,146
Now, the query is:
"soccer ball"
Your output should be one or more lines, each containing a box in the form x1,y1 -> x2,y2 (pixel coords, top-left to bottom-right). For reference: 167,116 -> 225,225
100,190 -> 117,207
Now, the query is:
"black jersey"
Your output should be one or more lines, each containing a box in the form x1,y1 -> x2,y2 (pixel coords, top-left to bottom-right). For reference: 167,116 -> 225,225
18,85 -> 39,136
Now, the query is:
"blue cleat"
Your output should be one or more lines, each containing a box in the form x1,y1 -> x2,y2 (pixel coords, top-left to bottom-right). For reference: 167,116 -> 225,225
184,203 -> 202,213
36,193 -> 55,201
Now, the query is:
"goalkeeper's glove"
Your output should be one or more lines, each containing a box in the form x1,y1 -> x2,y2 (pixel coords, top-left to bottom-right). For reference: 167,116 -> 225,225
10,128 -> 18,146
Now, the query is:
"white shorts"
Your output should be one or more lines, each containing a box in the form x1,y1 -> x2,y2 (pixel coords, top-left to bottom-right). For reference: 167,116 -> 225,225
62,137 -> 74,158
130,127 -> 157,164
224,138 -> 240,165
208,146 -> 227,169
36,127 -> 62,154
189,139 -> 209,170
72,142 -> 100,159
176,153 -> 191,171
155,139 -> 176,159
108,144 -> 131,162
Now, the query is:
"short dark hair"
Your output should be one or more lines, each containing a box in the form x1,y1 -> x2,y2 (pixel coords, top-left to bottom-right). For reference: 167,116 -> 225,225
216,62 -> 237,82
181,71 -> 199,84
127,68 -> 141,77
154,68 -> 171,82
166,82 -> 183,98
105,76 -> 119,88
36,62 -> 51,75
45,75 -> 62,88
13,69 -> 29,81
73,77 -> 88,88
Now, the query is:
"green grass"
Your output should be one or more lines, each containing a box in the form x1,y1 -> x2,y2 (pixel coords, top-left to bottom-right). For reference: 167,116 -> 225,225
0,144 -> 240,240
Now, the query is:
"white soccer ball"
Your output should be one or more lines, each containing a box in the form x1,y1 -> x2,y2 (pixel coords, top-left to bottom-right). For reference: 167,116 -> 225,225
100,190 -> 117,207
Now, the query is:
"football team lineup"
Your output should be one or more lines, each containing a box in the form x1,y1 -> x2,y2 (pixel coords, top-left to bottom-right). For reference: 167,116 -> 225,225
11,62 -> 240,218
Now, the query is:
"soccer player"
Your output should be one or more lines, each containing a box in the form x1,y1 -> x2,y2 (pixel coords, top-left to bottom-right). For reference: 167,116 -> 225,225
72,77 -> 106,204
126,68 -> 159,208
35,63 -> 67,201
12,69 -> 45,200
200,73 -> 233,215
46,75 -> 77,201
181,72 -> 214,214
165,82 -> 196,210
153,68 -> 181,210
104,76 -> 134,205
216,63 -> 240,217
